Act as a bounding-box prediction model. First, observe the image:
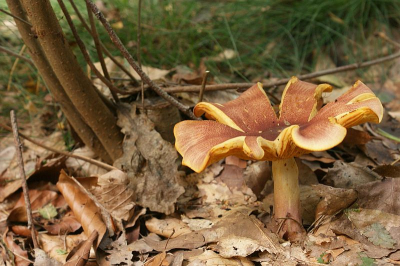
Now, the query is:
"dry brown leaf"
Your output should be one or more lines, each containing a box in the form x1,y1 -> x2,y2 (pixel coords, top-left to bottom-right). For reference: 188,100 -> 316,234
89,170 -> 136,221
64,230 -> 98,266
356,178 -> 400,215
4,233 -> 31,266
44,213 -> 81,235
115,108 -> 184,214
313,184 -> 358,218
65,147 -> 108,177
33,248 -> 62,266
143,209 -> 282,258
342,128 -> 372,146
373,165 -> 400,177
38,232 -> 88,264
146,217 -> 192,238
243,161 -> 271,198
145,252 -> 167,266
186,250 -> 253,265
56,170 -> 106,247
323,161 -> 381,188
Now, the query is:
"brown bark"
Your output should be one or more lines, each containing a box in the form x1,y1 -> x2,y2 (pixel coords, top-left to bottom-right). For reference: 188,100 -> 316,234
20,0 -> 123,161
6,0 -> 112,163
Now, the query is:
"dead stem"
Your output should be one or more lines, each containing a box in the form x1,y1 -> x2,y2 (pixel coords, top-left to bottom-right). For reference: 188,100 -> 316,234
0,45 -> 34,66
0,123 -> 118,171
85,0 -> 198,120
0,7 -> 31,26
10,110 -> 39,249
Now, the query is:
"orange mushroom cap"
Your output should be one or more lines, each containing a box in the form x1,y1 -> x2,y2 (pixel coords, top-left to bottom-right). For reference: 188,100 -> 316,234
174,77 -> 383,173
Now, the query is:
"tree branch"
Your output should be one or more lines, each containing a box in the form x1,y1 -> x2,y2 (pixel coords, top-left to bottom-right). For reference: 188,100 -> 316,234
85,0 -> 198,120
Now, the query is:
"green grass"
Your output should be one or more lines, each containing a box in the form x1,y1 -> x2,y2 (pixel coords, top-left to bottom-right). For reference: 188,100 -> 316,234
1,0 -> 400,88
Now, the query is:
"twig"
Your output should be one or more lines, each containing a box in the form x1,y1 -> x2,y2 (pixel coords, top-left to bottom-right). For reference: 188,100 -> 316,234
375,32 -> 400,49
7,45 -> 26,91
10,110 -> 39,249
0,45 -> 34,66
69,175 -> 115,236
0,7 -> 31,26
85,1 -> 118,102
155,50 -> 400,93
68,0 -> 139,86
57,0 -> 122,101
85,0 -> 198,120
0,123 -> 118,171
137,0 -> 144,108
198,70 -> 209,103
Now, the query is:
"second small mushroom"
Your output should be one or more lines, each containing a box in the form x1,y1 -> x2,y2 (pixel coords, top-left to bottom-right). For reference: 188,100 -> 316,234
174,77 -> 383,241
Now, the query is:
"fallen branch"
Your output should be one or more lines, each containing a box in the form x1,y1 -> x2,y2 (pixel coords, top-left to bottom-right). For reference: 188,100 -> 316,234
85,0 -> 198,120
149,50 -> 400,93
0,123 -> 118,171
10,110 -> 39,249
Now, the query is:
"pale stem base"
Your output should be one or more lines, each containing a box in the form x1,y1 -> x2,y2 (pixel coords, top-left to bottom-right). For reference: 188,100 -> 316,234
272,158 -> 305,241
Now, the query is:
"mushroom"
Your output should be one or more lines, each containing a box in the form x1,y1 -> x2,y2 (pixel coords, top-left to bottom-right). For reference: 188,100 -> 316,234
174,77 -> 383,241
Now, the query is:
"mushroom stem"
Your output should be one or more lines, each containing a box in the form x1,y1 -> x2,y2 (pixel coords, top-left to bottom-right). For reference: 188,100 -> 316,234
272,158 -> 305,241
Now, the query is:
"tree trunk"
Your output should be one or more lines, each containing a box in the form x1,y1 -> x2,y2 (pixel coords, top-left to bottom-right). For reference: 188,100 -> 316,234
20,0 -> 123,162
6,0 -> 112,163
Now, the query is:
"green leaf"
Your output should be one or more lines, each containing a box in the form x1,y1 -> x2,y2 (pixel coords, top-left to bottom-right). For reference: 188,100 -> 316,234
359,253 -> 375,266
38,204 -> 58,220
56,249 -> 68,255
361,223 -> 396,249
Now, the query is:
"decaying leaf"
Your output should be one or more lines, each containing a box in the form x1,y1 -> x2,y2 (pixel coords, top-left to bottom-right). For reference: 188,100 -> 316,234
64,231 -> 98,266
115,106 -> 184,214
38,232 -> 88,264
361,223 -> 397,249
186,250 -> 253,265
146,217 -> 192,238
323,161 -> 381,188
90,170 -> 136,221
56,170 -> 106,247
142,209 -> 282,258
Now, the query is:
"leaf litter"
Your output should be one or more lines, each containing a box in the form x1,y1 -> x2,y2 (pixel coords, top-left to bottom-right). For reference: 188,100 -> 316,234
2,59 -> 400,266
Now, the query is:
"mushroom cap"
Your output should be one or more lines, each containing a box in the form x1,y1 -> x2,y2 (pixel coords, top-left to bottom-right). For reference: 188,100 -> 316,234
174,77 -> 383,173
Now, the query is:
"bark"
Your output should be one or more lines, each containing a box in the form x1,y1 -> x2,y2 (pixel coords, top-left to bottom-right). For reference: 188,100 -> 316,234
6,0 -> 112,163
20,0 -> 123,161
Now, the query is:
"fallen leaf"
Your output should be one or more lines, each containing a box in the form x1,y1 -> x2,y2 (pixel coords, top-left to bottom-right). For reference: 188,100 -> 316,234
38,204 -> 57,220
65,147 -> 108,177
146,217 -> 192,238
64,230 -> 98,266
323,161 -> 381,188
186,250 -> 253,265
38,232 -> 88,264
373,164 -> 400,177
56,170 -> 106,247
115,108 -> 184,215
89,170 -> 136,221
4,232 -> 31,266
33,248 -> 62,266
361,223 -> 397,249
313,184 -> 358,218
44,213 -> 81,235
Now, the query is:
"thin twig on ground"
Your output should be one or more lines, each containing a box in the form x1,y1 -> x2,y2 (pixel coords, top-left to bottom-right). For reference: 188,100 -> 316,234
68,0 -> 139,86
0,45 -> 34,66
198,70 -> 209,103
0,123 -> 118,171
146,50 -> 400,94
85,0 -> 198,120
10,110 -> 39,249
57,0 -> 122,101
0,7 -> 31,26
